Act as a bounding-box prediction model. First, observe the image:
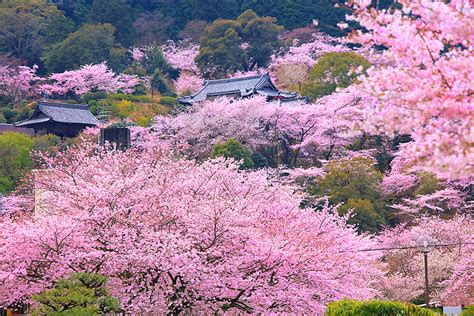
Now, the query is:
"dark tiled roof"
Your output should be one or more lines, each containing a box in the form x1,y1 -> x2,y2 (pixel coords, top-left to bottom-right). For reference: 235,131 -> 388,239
179,73 -> 282,104
15,102 -> 99,127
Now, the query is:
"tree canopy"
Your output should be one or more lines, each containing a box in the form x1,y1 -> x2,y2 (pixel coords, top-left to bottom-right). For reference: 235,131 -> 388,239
42,23 -> 116,73
197,10 -> 283,77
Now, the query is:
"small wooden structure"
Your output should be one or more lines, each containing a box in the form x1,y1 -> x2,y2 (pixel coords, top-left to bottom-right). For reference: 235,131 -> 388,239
99,127 -> 131,151
14,102 -> 99,137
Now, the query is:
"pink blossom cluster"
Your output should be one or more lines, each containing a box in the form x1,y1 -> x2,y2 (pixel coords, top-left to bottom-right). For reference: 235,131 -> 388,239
0,65 -> 40,104
173,72 -> 204,96
161,41 -> 199,74
391,188 -> 468,216
229,68 -> 266,79
0,138 -> 383,314
39,63 -> 141,96
271,32 -> 349,69
153,90 -> 369,163
381,173 -> 419,197
442,242 -> 474,305
268,31 -> 385,89
350,0 -> 474,178
130,47 -> 145,62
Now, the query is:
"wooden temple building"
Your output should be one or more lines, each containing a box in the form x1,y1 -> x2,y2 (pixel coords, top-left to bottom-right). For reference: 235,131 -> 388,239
14,101 -> 99,137
178,73 -> 308,105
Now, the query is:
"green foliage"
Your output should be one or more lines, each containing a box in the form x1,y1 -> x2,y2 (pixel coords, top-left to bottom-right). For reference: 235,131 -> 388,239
0,0 -> 75,64
146,0 -> 355,37
238,10 -> 284,69
251,151 -> 269,169
302,52 -> 371,100
461,306 -> 474,316
413,172 -> 442,196
197,20 -> 245,77
141,44 -> 178,79
87,0 -> 136,46
151,71 -> 174,96
0,106 -> 32,124
31,273 -> 121,316
32,133 -> 61,153
159,96 -> 177,106
82,91 -> 108,104
42,23 -> 116,73
108,93 -> 154,103
43,10 -> 75,46
197,10 -> 283,77
107,46 -> 129,73
89,94 -> 169,127
211,138 -> 255,170
0,132 -> 33,193
326,299 -> 436,316
311,157 -> 386,232
241,0 -> 351,36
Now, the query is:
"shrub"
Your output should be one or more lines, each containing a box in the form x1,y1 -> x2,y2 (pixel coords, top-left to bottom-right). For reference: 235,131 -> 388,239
108,93 -> 154,103
211,138 -> 255,170
159,96 -> 177,106
31,273 -> 121,315
82,91 -> 108,104
326,299 -> 436,316
251,152 -> 269,169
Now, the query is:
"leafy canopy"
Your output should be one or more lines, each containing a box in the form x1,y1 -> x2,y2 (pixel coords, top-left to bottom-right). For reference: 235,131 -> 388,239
42,23 -> 116,73
302,52 -> 370,100
311,157 -> 386,233
0,132 -> 33,193
197,10 -> 283,77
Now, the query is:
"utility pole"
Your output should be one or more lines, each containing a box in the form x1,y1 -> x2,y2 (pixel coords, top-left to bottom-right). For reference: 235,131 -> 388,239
421,240 -> 431,308
423,248 -> 430,307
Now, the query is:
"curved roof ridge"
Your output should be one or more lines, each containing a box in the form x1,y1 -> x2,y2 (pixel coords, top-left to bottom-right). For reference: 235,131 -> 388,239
38,101 -> 89,109
205,73 -> 267,84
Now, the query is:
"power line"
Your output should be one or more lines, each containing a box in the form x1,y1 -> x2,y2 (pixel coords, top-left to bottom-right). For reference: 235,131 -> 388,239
350,240 -> 474,308
356,241 -> 474,252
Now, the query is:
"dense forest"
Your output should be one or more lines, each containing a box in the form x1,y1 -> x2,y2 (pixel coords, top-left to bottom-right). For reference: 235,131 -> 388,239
0,0 -> 399,71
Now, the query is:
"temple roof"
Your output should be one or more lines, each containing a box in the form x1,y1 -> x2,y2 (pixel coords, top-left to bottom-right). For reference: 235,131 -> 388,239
15,102 -> 99,127
178,73 -> 297,104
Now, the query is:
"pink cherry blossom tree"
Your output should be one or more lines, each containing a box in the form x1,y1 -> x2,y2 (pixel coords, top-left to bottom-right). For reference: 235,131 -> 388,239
161,41 -> 199,74
39,63 -> 141,96
0,137 -> 383,314
269,32 -> 350,89
154,88 -> 372,165
441,242 -> 474,305
390,188 -> 468,217
0,65 -> 40,104
349,0 -> 474,178
381,173 -> 419,197
377,215 -> 473,304
381,170 -> 471,218
173,72 -> 204,96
